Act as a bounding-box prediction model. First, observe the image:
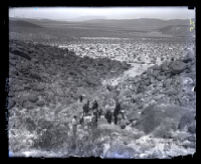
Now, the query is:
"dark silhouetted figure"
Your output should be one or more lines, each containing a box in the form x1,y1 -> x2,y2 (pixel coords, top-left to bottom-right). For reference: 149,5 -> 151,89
91,111 -> 98,128
79,95 -> 83,102
79,115 -> 84,125
83,100 -> 90,116
113,101 -> 121,125
91,100 -> 98,111
105,110 -> 112,124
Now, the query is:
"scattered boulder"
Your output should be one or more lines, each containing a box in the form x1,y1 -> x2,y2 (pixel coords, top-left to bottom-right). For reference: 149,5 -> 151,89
182,52 -> 193,63
187,135 -> 196,142
161,63 -> 169,72
135,104 -> 189,134
156,75 -> 166,81
37,100 -> 45,107
170,61 -> 186,74
34,85 -> 44,91
28,95 -> 39,103
8,99 -> 16,109
22,101 -> 35,109
188,123 -> 196,134
25,117 -> 36,131
178,112 -> 195,130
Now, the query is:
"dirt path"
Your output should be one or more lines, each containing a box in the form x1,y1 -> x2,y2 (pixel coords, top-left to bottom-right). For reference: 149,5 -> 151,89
102,63 -> 154,87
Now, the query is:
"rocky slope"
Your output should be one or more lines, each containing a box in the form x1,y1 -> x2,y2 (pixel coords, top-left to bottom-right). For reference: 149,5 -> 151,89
8,39 -> 130,154
8,39 -> 196,158
8,39 -> 130,109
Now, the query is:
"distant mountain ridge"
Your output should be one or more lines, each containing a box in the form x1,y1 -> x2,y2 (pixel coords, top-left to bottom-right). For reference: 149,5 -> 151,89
9,19 -> 42,29
9,17 -> 190,25
9,17 -> 194,38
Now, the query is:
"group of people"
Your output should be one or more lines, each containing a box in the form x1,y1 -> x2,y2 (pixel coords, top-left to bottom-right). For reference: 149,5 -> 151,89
71,95 -> 126,132
70,96 -> 127,149
80,99 -> 101,128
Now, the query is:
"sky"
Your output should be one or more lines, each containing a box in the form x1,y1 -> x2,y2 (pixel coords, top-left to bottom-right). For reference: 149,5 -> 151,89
9,7 -> 195,21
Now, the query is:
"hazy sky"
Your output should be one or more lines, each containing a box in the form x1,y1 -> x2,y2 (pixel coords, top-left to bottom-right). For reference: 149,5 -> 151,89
9,7 -> 195,21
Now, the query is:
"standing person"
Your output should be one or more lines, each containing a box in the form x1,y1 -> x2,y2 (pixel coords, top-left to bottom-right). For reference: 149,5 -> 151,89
72,116 -> 78,137
79,95 -> 83,103
79,113 -> 84,125
104,98 -> 116,124
91,100 -> 98,111
83,100 -> 90,116
71,116 -> 78,149
118,114 -> 126,129
91,112 -> 98,129
113,101 -> 121,125
94,109 -> 99,123
105,110 -> 113,124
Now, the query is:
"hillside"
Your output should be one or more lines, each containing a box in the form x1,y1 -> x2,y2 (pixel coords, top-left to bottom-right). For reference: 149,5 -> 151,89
8,39 -> 196,158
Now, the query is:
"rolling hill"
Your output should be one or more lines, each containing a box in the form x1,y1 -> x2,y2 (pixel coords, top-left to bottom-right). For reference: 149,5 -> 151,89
9,19 -> 42,29
9,18 -> 194,41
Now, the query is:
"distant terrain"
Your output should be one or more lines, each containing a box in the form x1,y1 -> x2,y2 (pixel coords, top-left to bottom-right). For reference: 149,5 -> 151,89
9,18 -> 194,43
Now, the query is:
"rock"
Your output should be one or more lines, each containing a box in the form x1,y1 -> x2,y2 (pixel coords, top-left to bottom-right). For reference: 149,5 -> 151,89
105,144 -> 135,158
34,123 -> 68,150
25,117 -> 36,131
184,141 -> 196,149
8,91 -> 15,97
37,100 -> 45,107
178,112 -> 195,130
161,63 -> 169,72
156,75 -> 166,81
135,104 -> 188,134
187,135 -> 196,142
8,99 -> 16,109
182,53 -> 193,63
22,101 -> 35,109
165,87 -> 177,96
170,61 -> 186,74
29,73 -> 43,81
151,70 -> 160,78
126,111 -> 141,122
188,123 -> 196,134
164,72 -> 172,78
28,95 -> 39,103
143,79 -> 151,86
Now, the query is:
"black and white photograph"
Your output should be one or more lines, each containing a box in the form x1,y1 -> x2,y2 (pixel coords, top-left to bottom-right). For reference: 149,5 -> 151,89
8,7 -> 196,158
